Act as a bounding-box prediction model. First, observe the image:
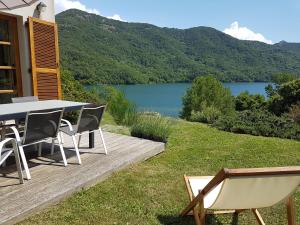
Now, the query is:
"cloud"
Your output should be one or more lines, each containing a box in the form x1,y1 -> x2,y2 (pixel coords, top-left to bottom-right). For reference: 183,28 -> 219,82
223,21 -> 273,45
107,14 -> 126,22
55,0 -> 100,15
54,0 -> 126,21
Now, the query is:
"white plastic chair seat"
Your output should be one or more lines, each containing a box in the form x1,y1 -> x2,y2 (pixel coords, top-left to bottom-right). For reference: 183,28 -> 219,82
188,176 -> 223,209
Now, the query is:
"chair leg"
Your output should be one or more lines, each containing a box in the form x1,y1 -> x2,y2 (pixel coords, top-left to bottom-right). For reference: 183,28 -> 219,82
57,137 -> 68,166
199,198 -> 206,225
60,132 -> 64,144
193,208 -> 201,225
78,134 -> 82,148
287,196 -> 296,225
13,147 -> 24,184
18,145 -> 31,180
232,211 -> 239,225
51,139 -> 55,155
38,142 -> 42,157
252,209 -> 265,225
98,128 -> 107,154
72,135 -> 82,165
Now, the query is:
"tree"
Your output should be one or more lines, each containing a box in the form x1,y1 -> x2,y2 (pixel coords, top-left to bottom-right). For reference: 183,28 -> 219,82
181,76 -> 234,121
266,73 -> 298,98
235,91 -> 265,111
268,78 -> 300,115
61,69 -> 103,104
272,73 -> 298,85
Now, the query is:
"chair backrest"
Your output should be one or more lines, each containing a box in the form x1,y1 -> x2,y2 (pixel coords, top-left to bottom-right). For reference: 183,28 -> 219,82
12,96 -> 39,103
206,167 -> 300,210
22,108 -> 64,145
76,105 -> 106,134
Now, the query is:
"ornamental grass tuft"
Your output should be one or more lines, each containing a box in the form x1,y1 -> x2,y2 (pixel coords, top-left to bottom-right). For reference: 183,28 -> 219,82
131,115 -> 172,143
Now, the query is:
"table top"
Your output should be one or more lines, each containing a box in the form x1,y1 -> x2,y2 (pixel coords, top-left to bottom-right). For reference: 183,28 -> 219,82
0,100 -> 90,121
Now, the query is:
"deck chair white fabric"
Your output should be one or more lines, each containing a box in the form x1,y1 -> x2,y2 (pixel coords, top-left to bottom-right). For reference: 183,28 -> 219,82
181,167 -> 300,225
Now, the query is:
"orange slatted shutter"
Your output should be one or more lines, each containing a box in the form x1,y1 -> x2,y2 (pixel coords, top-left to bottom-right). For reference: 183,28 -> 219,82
28,17 -> 62,100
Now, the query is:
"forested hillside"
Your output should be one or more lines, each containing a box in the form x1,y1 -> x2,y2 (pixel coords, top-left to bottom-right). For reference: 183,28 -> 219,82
274,41 -> 300,56
56,9 -> 300,84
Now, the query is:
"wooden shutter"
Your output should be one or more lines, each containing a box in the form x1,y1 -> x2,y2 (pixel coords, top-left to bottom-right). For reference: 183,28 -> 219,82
28,17 -> 62,100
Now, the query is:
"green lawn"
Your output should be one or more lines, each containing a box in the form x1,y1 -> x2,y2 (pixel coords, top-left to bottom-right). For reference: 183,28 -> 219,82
19,120 -> 300,225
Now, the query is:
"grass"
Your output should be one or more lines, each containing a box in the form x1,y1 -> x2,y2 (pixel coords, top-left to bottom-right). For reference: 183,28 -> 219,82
102,112 -> 117,126
131,116 -> 172,142
19,120 -> 300,225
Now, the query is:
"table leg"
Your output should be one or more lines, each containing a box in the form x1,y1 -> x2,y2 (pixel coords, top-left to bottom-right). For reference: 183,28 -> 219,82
89,131 -> 95,149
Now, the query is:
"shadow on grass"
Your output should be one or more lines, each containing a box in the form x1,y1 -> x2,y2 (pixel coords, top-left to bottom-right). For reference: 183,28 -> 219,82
157,213 -> 239,225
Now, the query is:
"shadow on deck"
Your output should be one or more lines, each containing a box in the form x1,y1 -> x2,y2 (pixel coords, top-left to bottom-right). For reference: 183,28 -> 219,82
0,132 -> 165,225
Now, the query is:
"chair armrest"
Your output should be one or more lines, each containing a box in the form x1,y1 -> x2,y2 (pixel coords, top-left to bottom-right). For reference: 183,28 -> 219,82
0,138 -> 17,149
0,123 -> 17,128
61,119 -> 74,131
6,126 -> 22,143
0,138 -> 17,162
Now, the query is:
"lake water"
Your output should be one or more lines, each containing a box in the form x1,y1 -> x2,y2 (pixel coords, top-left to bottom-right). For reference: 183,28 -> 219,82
113,82 -> 271,117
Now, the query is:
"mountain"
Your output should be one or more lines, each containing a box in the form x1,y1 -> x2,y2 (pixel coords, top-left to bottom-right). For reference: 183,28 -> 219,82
56,9 -> 300,84
274,41 -> 300,56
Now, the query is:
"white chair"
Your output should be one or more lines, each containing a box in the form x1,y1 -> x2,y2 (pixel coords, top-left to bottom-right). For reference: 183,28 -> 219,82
1,97 -> 39,134
0,138 -> 23,184
8,109 -> 67,180
11,96 -> 39,103
181,167 -> 300,225
59,105 -> 107,165
11,96 -> 39,128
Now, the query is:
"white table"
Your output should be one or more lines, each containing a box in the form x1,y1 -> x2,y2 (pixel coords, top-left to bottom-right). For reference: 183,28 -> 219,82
0,100 -> 96,148
0,100 -> 89,121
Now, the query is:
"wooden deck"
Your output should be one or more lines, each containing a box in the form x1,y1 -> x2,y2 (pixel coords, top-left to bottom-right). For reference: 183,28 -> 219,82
0,132 -> 165,225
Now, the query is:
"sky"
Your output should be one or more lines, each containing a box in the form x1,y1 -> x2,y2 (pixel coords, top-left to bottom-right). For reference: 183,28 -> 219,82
54,0 -> 300,44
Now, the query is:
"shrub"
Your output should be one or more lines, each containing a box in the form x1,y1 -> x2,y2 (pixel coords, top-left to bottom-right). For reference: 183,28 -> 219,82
99,86 -> 137,126
181,76 -> 234,121
131,115 -> 172,143
235,91 -> 266,111
214,110 -> 300,140
288,105 -> 300,125
190,105 -> 221,123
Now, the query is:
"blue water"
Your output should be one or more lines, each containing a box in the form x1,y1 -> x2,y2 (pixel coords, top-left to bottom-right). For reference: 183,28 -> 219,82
113,82 -> 271,117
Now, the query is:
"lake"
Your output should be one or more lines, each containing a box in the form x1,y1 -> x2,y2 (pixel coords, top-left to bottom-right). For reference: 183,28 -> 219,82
112,82 -> 271,117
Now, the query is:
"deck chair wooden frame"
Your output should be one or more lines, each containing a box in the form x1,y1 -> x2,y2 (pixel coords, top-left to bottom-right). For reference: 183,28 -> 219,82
181,167 -> 300,225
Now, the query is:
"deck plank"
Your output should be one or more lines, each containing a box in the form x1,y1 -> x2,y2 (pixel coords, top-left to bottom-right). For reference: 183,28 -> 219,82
0,132 -> 165,225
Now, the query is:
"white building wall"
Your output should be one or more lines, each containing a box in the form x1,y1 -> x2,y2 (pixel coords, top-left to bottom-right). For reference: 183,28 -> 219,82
0,0 -> 55,96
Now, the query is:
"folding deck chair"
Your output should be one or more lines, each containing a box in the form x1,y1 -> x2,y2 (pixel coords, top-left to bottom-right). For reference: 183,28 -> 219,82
181,167 -> 300,225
